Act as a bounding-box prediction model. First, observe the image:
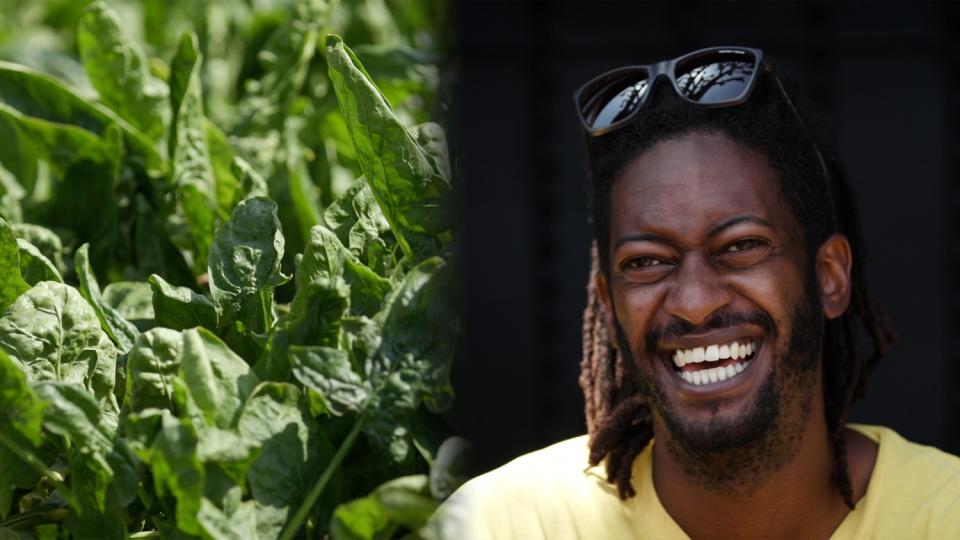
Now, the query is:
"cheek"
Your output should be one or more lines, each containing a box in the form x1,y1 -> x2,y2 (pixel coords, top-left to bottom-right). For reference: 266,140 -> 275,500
611,283 -> 664,352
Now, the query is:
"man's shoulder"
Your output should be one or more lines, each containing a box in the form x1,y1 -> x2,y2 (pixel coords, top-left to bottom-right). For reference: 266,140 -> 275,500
427,435 -> 629,540
458,434 -> 596,495
846,424 -> 960,538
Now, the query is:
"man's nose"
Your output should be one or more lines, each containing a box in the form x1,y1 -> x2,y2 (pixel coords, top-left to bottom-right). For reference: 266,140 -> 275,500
663,254 -> 733,327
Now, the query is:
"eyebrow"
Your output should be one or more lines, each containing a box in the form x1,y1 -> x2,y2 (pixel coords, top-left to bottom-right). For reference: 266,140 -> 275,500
613,215 -> 774,250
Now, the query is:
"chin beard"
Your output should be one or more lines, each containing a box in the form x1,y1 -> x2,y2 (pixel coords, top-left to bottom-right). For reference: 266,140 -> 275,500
615,277 -> 823,493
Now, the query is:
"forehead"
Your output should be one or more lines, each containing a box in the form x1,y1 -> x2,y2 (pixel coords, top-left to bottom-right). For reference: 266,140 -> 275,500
609,131 -> 798,243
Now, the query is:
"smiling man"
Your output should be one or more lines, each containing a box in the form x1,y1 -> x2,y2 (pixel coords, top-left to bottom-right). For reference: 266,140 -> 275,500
430,48 -> 960,539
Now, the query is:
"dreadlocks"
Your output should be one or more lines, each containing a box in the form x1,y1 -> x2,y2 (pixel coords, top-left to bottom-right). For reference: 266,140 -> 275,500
578,71 -> 897,508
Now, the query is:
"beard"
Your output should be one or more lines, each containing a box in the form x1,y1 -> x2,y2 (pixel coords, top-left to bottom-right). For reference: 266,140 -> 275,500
614,271 -> 824,492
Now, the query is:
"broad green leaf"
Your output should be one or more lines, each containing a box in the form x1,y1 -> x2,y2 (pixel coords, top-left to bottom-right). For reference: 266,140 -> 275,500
0,281 -> 119,426
0,350 -> 46,519
0,349 -> 45,447
261,279 -> 348,381
0,61 -> 164,176
101,281 -> 155,332
330,496 -> 390,540
148,274 -> 218,331
330,475 -> 438,540
166,32 -> 219,276
77,1 -> 169,144
298,225 -> 391,317
233,0 -> 328,133
376,257 -> 456,413
354,45 -> 441,125
75,243 -> 139,354
17,239 -> 62,285
0,162 -> 23,223
208,197 -> 286,334
149,411 -> 205,536
325,35 -> 452,260
123,328 -> 183,416
206,120 -> 242,217
180,328 -> 260,430
198,497 -> 259,540
0,218 -> 28,310
289,346 -> 367,416
323,181 -> 395,275
11,223 -> 66,278
238,382 -> 335,539
231,156 -> 269,201
35,382 -> 137,537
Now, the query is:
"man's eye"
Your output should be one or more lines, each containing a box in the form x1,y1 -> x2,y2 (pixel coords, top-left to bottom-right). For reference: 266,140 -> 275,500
623,257 -> 664,269
726,238 -> 765,253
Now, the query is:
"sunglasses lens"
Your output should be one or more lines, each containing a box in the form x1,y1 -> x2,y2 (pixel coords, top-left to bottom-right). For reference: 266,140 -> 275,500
674,51 -> 757,104
579,70 -> 649,130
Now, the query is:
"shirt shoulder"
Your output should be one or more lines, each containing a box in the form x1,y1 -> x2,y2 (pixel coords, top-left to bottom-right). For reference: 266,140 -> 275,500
427,435 -> 658,540
839,424 -> 960,539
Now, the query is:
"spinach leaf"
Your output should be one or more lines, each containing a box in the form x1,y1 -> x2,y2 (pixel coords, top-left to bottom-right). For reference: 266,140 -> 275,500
17,238 -> 63,285
180,328 -> 260,430
101,281 -> 154,332
0,218 -> 29,310
77,1 -> 170,146
148,273 -> 219,332
123,328 -> 183,416
166,32 -> 219,276
325,35 -> 452,261
238,382 -> 336,539
0,281 -> 119,426
75,243 -> 140,354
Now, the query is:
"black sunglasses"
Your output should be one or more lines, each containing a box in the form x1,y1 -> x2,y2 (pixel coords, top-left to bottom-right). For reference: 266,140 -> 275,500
575,46 -> 798,136
574,45 -> 830,183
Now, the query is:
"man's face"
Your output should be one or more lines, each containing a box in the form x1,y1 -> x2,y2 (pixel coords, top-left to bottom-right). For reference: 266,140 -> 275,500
599,131 -> 823,473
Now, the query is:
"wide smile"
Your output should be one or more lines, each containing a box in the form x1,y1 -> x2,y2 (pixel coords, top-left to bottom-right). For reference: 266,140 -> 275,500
653,328 -> 770,400
671,339 -> 760,386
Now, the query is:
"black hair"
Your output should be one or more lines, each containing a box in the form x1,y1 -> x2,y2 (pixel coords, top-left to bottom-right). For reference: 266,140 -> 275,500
579,70 -> 897,508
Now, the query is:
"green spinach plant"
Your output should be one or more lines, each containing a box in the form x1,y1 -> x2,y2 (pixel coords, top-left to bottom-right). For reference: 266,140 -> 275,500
0,1 -> 464,538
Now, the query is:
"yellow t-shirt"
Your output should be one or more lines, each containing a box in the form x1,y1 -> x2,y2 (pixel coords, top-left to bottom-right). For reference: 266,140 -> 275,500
429,424 -> 960,539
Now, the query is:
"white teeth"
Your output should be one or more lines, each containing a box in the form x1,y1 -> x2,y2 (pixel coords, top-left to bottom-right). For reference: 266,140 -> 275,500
715,366 -> 728,382
672,340 -> 757,365
678,359 -> 752,386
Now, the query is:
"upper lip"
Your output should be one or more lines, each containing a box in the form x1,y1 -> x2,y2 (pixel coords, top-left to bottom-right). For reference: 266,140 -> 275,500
657,327 -> 765,354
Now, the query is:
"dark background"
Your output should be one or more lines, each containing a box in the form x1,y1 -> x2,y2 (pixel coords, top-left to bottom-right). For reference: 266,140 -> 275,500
448,1 -> 960,474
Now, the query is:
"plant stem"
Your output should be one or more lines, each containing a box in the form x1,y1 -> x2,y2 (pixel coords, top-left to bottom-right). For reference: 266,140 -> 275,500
278,414 -> 364,540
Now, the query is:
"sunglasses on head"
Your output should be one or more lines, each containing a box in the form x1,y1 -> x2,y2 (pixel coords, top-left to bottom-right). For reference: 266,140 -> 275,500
574,45 -> 831,185
575,46 -> 801,136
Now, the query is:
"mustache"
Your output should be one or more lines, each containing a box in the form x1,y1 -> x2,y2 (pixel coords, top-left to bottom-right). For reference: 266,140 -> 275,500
644,309 -> 777,352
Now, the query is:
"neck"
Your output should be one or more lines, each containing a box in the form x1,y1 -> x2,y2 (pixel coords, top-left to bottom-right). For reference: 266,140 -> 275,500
651,384 -> 853,539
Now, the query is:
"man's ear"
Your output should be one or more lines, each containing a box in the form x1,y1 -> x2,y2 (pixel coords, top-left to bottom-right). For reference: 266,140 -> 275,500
816,234 -> 853,319
594,270 -> 618,346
